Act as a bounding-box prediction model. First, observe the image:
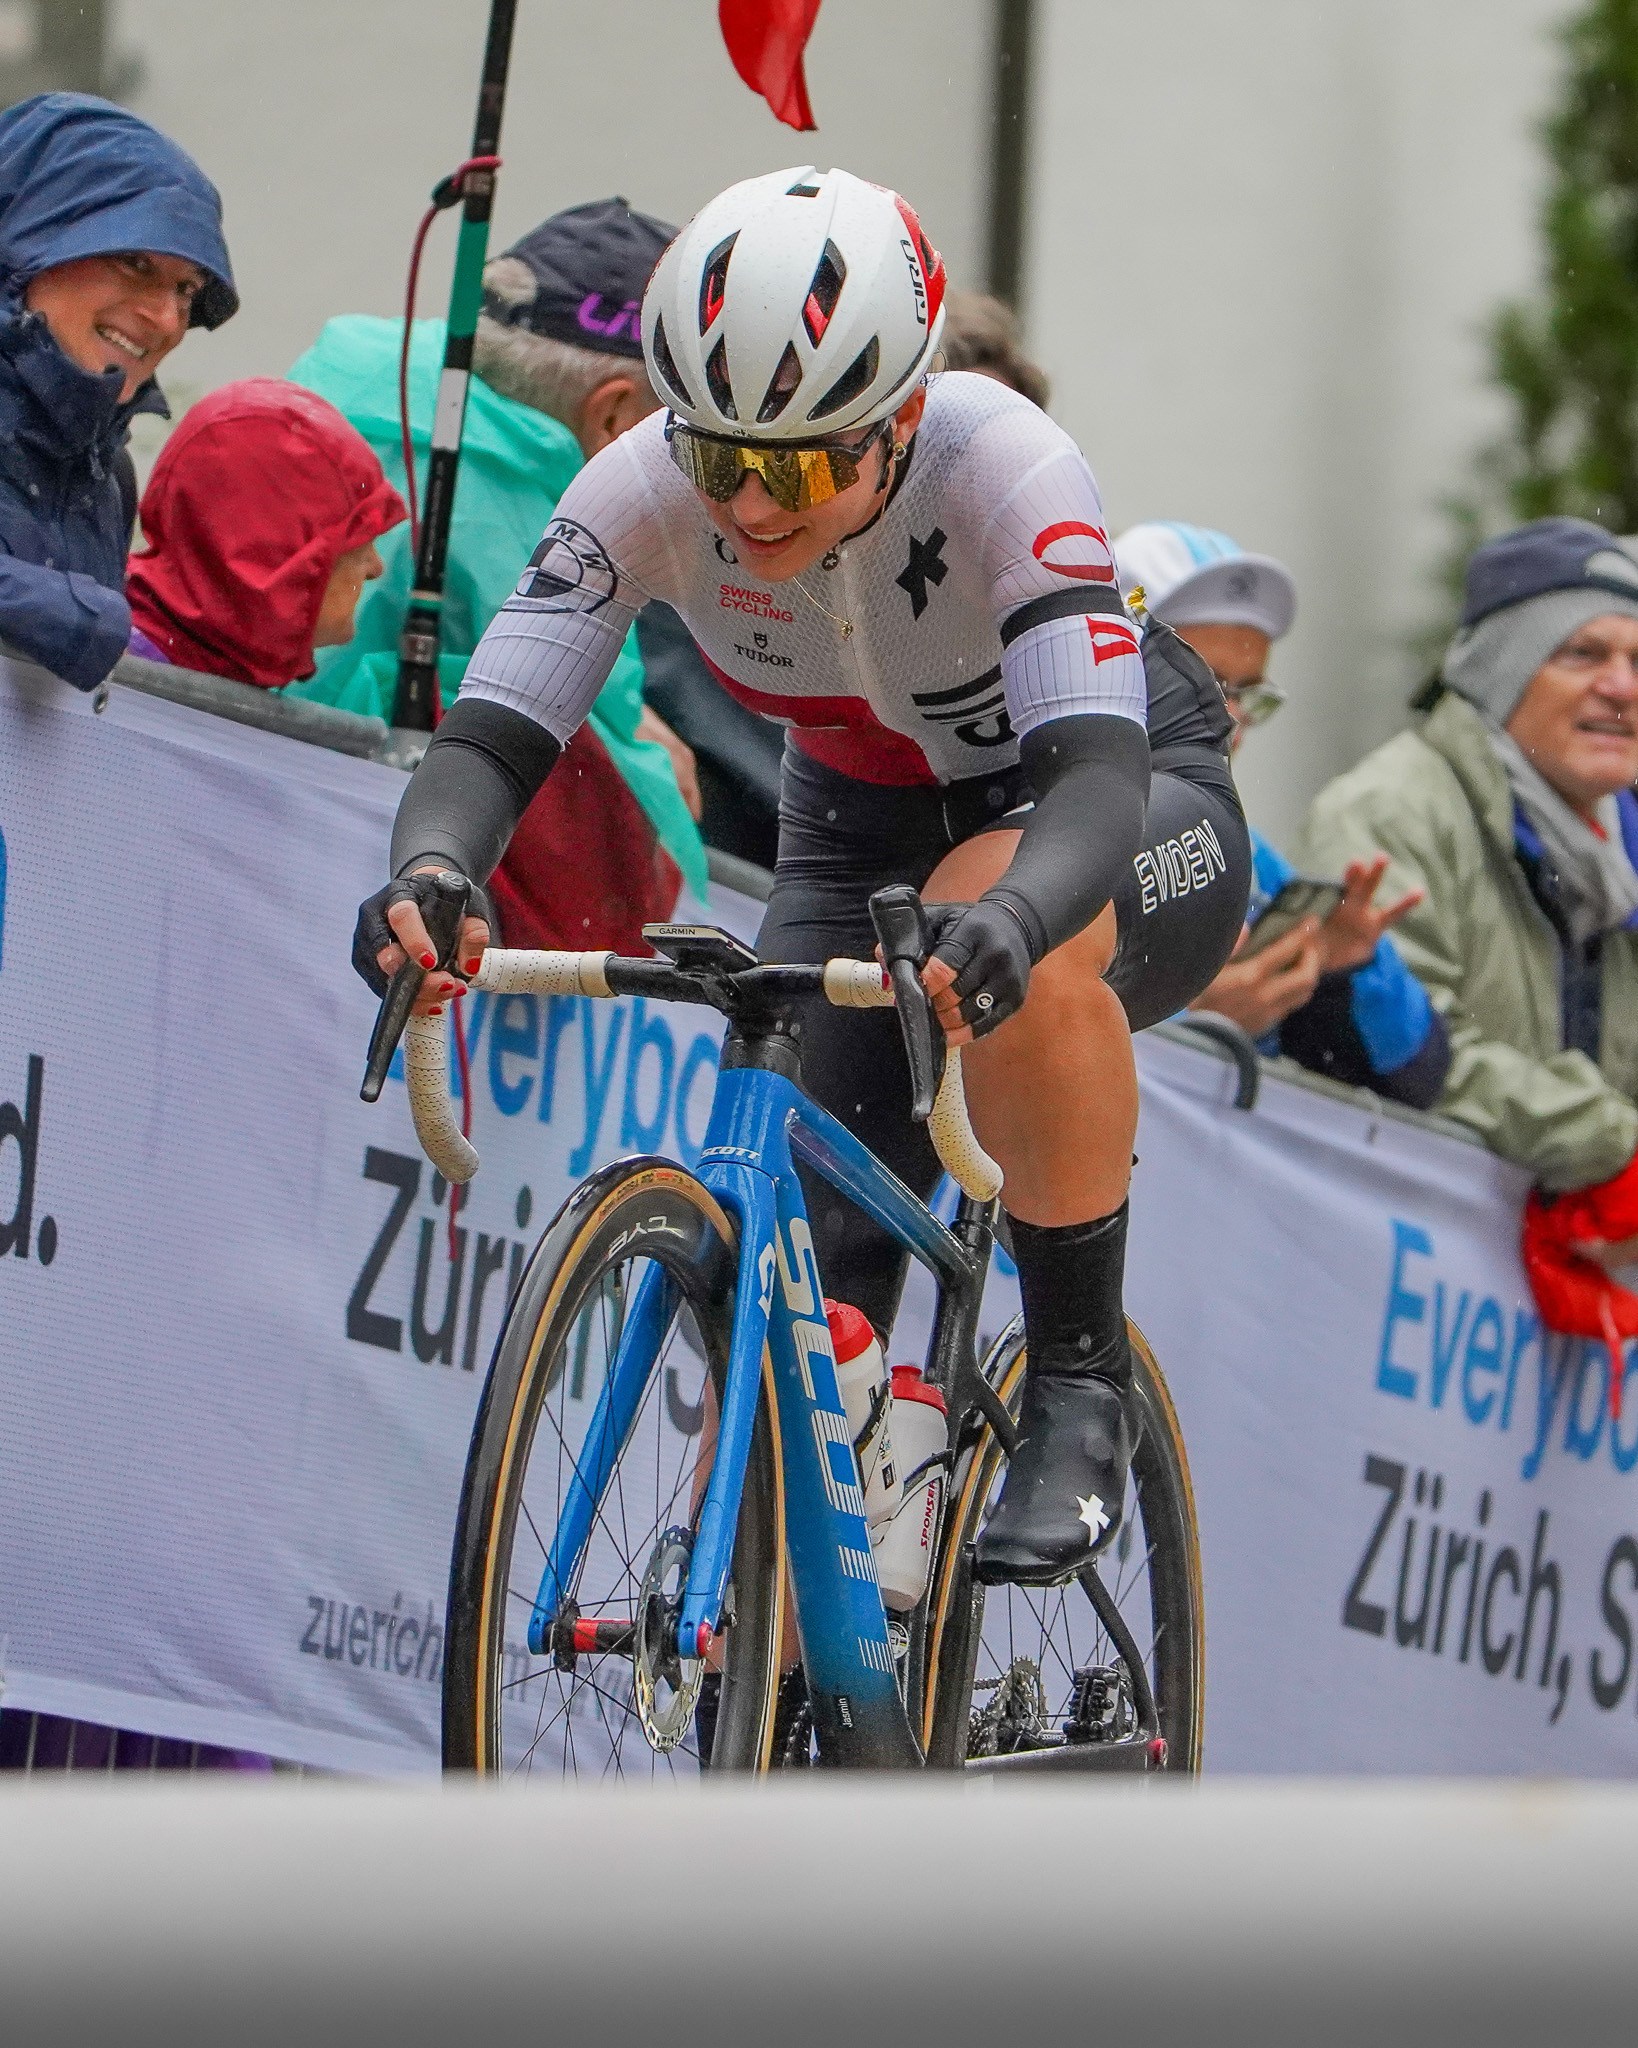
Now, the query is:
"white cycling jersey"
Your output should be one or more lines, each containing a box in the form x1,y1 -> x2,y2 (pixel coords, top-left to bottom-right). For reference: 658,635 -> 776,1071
462,370 -> 1144,788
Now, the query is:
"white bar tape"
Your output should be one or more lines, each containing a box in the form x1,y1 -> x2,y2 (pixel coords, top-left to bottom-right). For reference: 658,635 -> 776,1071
403,1012 -> 480,1186
471,949 -> 614,998
928,1048 -> 1004,1203
822,958 -> 894,1007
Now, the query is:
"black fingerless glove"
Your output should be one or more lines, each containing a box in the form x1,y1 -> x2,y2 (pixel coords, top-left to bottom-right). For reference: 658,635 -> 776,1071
924,897 -> 1039,1038
351,866 -> 494,998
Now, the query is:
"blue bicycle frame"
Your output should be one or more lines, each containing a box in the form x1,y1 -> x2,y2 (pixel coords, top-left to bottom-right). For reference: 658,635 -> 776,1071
526,1057 -> 988,1768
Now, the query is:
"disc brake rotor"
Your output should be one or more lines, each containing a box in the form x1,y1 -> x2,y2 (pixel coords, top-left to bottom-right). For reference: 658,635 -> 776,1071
633,1526 -> 704,1752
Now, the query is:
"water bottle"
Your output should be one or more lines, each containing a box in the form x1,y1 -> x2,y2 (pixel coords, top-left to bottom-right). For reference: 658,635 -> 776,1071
873,1366 -> 948,1611
824,1300 -> 898,1528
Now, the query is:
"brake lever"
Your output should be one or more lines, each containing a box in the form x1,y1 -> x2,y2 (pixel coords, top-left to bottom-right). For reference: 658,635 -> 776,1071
360,871 -> 471,1104
869,883 -> 946,1124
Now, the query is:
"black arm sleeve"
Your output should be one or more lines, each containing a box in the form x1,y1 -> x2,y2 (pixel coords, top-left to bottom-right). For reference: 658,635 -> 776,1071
982,713 -> 1151,959
388,697 -> 562,883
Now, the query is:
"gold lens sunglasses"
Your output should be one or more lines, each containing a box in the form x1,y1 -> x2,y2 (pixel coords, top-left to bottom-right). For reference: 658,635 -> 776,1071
665,416 -> 891,514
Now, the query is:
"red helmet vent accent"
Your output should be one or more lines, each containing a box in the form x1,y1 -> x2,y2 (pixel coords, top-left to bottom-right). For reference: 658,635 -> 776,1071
699,234 -> 737,336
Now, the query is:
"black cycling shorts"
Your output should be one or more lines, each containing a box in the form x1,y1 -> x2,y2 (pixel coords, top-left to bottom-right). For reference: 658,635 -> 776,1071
756,682 -> 1251,1337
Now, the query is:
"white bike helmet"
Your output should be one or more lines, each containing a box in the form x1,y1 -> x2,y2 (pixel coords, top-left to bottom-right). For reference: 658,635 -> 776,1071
642,165 -> 947,441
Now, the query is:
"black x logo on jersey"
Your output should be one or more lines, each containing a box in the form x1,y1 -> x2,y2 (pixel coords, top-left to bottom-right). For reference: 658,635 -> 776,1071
897,527 -> 948,620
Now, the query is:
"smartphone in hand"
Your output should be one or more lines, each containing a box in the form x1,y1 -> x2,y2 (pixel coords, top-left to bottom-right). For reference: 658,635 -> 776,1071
1237,877 -> 1344,959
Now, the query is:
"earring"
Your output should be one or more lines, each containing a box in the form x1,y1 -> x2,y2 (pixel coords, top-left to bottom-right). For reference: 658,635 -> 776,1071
892,441 -> 907,460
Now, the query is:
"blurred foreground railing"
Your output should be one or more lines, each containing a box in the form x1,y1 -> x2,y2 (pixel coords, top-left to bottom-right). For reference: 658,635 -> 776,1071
2,1779 -> 1635,2047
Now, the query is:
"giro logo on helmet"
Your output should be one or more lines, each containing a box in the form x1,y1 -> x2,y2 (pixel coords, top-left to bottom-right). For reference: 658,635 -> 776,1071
900,239 -> 927,326
516,518 -> 619,612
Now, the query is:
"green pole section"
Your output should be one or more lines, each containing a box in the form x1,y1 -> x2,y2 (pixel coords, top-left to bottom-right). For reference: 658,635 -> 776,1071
391,0 -> 519,733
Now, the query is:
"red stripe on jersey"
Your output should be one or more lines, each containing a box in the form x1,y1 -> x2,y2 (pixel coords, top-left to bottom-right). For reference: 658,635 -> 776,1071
1030,519 -> 1117,583
1088,618 -> 1140,665
697,647 -> 938,786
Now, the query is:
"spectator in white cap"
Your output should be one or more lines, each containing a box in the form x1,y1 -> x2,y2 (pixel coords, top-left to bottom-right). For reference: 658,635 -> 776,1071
1114,522 -> 1450,1108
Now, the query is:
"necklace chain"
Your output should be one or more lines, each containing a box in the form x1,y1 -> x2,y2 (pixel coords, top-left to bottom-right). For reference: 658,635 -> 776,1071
792,548 -> 853,638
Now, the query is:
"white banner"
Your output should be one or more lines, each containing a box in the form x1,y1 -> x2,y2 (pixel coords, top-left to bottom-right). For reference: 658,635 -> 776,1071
1129,1033 -> 1638,1774
0,664 -> 756,1773
2,661 -> 1633,1775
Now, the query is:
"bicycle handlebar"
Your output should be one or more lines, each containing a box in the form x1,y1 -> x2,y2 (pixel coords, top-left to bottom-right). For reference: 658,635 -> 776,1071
396,945 -> 1004,1204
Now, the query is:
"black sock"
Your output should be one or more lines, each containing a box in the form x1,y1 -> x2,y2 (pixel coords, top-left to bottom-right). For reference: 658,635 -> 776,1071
1007,1202 -> 1130,1386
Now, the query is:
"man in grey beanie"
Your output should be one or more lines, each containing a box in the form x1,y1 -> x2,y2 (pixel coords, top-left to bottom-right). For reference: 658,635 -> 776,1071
1294,516 -> 1638,1349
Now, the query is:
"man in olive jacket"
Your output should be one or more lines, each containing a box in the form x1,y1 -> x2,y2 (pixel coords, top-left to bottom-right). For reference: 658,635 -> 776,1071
1294,519 -> 1638,1339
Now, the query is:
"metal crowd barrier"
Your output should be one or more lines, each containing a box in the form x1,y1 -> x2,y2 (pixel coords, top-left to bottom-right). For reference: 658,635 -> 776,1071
108,653 -> 391,759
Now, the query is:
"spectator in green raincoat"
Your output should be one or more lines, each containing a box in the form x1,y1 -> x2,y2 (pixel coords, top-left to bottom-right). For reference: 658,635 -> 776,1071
288,199 -> 707,950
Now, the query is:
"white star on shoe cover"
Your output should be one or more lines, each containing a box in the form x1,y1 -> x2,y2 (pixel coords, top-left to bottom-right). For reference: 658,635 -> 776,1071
1077,1493 -> 1111,1541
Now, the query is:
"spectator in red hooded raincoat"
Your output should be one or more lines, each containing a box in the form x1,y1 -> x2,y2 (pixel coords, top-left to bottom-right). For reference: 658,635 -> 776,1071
125,377 -> 405,682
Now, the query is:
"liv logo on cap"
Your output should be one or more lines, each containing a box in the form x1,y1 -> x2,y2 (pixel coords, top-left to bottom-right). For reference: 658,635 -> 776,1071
577,294 -> 641,343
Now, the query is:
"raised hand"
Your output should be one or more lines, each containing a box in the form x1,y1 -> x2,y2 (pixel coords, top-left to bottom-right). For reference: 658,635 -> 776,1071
1319,855 -> 1423,974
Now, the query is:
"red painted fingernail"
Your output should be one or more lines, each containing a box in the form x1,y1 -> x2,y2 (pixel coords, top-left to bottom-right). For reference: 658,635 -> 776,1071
464,959 -> 481,974
419,951 -> 437,969
428,1005 -> 443,1016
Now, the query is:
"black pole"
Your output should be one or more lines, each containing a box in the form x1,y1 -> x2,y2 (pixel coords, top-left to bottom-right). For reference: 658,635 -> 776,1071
987,0 -> 1033,309
392,0 -> 520,733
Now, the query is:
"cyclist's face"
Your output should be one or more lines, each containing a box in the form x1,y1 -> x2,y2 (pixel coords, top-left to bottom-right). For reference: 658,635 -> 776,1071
1174,622 -> 1273,753
697,389 -> 927,581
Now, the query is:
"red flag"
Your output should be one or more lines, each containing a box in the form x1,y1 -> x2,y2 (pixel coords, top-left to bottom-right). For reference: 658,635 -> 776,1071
719,0 -> 822,132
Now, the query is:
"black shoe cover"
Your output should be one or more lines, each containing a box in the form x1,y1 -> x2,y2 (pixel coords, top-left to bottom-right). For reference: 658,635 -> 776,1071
973,1370 -> 1133,1586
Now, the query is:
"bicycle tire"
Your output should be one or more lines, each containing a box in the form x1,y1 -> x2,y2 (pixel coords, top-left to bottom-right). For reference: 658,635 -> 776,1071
920,1317 -> 1204,1772
443,1157 -> 784,1777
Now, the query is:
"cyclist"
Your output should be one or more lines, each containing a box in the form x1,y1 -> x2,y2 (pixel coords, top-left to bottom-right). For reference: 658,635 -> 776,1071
354,168 -> 1251,1586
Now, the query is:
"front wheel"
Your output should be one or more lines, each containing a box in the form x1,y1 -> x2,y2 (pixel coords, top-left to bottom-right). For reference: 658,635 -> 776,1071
442,1158 -> 784,1778
920,1318 -> 1204,1773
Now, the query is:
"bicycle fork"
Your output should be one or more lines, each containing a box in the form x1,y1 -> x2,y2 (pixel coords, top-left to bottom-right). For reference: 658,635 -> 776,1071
701,1157 -> 922,1767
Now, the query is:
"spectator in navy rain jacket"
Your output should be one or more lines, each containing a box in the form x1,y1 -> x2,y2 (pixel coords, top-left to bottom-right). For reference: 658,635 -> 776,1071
1114,522 -> 1452,1110
0,92 -> 235,689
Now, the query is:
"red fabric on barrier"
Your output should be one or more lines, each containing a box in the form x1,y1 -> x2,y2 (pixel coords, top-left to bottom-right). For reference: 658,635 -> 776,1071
485,722 -> 680,957
718,0 -> 822,131
1522,1180 -> 1638,1419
